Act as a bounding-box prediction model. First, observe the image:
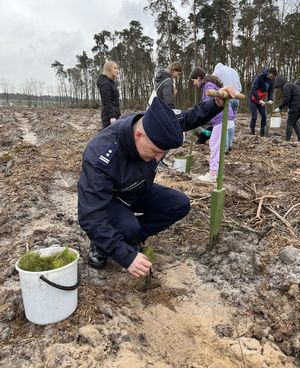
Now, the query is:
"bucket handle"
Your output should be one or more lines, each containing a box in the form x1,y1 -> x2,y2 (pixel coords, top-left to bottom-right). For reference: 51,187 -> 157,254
40,269 -> 80,291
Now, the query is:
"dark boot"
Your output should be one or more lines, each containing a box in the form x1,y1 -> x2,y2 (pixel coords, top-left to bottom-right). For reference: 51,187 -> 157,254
88,242 -> 107,269
260,128 -> 265,137
251,127 -> 255,135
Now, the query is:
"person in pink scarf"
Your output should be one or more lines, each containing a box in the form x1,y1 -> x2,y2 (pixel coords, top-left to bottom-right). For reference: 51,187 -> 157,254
190,67 -> 235,182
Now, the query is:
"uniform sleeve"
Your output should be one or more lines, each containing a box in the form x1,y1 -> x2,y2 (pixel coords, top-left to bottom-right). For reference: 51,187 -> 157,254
100,81 -> 114,120
78,160 -> 138,269
176,99 -> 223,131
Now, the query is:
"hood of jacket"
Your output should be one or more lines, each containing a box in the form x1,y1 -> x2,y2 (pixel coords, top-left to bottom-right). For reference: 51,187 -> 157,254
214,62 -> 224,72
97,74 -> 113,89
274,77 -> 287,89
154,69 -> 172,84
260,69 -> 274,80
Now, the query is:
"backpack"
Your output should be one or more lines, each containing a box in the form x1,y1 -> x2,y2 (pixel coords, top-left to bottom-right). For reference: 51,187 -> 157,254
147,78 -> 172,108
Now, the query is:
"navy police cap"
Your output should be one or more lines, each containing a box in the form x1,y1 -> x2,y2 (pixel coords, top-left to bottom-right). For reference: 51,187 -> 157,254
142,97 -> 183,150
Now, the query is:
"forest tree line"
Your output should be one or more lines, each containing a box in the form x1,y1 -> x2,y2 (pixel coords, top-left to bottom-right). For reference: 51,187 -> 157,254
2,0 -> 300,110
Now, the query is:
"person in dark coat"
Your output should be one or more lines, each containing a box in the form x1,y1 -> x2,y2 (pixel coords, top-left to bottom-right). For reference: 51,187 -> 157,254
249,68 -> 277,136
153,62 -> 183,166
154,61 -> 182,109
78,90 -> 236,277
97,61 -> 121,129
274,77 -> 300,141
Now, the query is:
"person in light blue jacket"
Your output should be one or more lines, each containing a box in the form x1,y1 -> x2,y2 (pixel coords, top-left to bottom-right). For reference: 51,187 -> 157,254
213,62 -> 242,153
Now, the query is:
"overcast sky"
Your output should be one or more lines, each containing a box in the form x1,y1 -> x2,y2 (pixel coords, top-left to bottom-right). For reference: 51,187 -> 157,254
0,0 -> 158,93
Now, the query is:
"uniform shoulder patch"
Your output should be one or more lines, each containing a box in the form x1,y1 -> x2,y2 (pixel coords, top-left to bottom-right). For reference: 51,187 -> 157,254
98,141 -> 118,166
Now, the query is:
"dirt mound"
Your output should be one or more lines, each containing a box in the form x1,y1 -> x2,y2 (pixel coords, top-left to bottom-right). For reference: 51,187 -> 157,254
0,107 -> 299,367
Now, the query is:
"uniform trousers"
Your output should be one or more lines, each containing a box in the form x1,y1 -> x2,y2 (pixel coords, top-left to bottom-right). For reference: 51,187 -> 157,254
107,183 -> 190,245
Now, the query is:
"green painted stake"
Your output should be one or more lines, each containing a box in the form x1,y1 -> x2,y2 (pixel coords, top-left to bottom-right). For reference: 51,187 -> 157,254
209,98 -> 229,248
185,130 -> 196,174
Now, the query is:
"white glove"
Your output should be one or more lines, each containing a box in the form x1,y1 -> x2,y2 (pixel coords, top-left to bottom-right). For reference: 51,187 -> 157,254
110,118 -> 116,124
274,107 -> 280,113
258,100 -> 265,106
267,100 -> 273,105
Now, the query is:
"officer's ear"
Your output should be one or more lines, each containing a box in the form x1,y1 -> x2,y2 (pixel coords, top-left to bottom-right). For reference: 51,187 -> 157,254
133,118 -> 145,141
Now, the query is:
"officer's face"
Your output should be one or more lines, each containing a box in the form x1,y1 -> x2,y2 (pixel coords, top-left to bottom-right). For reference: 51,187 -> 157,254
135,129 -> 166,162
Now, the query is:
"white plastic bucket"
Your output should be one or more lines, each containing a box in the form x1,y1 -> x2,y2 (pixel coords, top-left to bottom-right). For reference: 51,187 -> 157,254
173,158 -> 187,173
15,247 -> 80,325
270,116 -> 281,128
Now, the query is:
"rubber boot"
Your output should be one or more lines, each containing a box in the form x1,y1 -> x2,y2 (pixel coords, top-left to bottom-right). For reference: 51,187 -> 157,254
260,127 -> 265,137
251,128 -> 255,135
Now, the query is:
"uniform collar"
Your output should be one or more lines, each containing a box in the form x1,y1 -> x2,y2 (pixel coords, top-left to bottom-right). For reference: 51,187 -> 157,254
118,114 -> 144,160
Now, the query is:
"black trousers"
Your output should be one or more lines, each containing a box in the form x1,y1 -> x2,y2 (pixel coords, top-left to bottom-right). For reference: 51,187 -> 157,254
107,183 -> 190,245
286,108 -> 300,141
249,100 -> 266,130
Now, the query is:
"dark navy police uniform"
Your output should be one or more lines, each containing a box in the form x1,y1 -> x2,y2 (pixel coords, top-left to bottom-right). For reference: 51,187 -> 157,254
78,99 -> 222,269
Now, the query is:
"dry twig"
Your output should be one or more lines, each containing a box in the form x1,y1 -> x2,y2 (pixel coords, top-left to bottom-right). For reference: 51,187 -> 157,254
253,195 -> 276,223
283,202 -> 300,219
264,205 -> 296,236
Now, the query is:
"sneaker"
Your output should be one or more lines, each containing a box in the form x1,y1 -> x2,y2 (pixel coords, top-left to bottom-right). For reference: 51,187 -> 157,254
225,149 -> 230,155
197,172 -> 217,183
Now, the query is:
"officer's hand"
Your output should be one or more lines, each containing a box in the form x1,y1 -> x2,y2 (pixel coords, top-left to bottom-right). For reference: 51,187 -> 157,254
274,107 -> 280,113
259,100 -> 265,106
267,100 -> 273,105
127,253 -> 152,278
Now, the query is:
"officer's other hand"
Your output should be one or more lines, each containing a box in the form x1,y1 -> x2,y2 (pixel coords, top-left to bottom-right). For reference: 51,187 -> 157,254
259,100 -> 265,106
267,100 -> 273,105
127,253 -> 152,277
274,107 -> 280,113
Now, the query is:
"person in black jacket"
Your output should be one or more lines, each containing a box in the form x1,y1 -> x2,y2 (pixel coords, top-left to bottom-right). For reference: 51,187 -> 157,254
154,61 -> 182,109
274,77 -> 300,141
249,68 -> 277,136
78,90 -> 236,277
97,61 -> 121,129
153,62 -> 182,166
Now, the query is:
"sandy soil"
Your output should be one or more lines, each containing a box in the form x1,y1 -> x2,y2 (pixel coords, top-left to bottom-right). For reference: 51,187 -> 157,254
0,106 -> 299,367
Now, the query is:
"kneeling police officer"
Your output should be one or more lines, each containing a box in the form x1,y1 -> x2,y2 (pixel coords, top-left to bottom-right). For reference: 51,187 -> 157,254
78,93 -> 234,278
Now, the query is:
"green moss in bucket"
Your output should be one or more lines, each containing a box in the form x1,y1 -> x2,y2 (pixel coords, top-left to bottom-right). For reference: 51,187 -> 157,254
18,247 -> 77,272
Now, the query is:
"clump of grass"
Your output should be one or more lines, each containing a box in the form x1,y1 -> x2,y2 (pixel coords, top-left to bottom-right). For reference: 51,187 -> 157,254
18,247 -> 77,272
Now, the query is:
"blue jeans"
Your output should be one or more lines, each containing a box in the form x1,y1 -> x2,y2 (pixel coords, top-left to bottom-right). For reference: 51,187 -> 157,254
226,127 -> 234,150
230,99 -> 239,115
